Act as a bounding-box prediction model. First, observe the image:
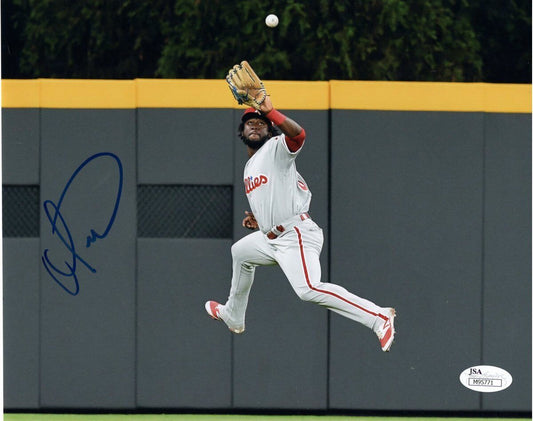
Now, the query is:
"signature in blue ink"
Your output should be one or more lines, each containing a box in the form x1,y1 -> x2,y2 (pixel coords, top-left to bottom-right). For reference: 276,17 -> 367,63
41,152 -> 123,296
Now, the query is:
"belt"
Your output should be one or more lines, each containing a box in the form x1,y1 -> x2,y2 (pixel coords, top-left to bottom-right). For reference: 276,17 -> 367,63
266,213 -> 310,240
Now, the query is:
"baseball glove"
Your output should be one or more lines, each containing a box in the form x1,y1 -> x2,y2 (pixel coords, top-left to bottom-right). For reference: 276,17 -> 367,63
226,61 -> 268,110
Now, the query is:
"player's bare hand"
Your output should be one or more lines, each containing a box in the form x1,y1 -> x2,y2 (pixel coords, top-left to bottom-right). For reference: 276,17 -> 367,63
242,211 -> 258,230
259,95 -> 273,115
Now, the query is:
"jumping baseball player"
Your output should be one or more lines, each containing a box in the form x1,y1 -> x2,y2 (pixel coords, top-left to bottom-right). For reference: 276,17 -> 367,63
205,61 -> 396,351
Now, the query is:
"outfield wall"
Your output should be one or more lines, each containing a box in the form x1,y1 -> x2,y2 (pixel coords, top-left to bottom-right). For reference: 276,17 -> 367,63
2,79 -> 531,413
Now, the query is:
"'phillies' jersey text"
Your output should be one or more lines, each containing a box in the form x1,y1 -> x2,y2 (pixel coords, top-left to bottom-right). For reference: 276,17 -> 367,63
244,174 -> 268,194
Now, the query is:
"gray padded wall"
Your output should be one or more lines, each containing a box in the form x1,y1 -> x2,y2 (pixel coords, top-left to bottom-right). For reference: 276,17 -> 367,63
136,239 -> 233,408
137,108 -> 234,184
3,238 -> 40,408
481,113 -> 532,411
2,105 -> 531,413
136,108 -> 235,408
3,108 -> 40,409
39,110 -> 137,408
2,108 -> 40,184
329,110 -> 529,411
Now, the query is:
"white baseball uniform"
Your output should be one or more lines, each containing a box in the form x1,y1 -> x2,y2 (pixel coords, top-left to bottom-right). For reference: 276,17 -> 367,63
219,133 -> 390,333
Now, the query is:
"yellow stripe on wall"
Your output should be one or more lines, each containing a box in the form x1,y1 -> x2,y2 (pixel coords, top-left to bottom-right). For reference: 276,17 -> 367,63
2,79 -> 137,108
132,79 -> 330,109
483,83 -> 532,113
40,79 -> 136,108
264,80 -> 330,110
2,79 -> 41,108
2,79 -> 531,113
330,81 -> 531,113
136,79 -> 233,108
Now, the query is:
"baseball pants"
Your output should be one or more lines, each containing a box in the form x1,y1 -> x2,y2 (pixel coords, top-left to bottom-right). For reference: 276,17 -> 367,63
219,218 -> 389,332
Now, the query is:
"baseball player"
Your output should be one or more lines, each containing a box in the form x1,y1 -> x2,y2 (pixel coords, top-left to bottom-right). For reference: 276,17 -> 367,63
205,61 -> 396,351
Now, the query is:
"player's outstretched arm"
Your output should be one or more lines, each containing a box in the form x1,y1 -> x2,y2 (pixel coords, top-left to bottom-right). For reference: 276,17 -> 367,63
259,96 -> 306,152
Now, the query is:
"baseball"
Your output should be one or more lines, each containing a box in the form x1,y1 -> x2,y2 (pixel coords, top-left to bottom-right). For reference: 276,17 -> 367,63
265,14 -> 279,28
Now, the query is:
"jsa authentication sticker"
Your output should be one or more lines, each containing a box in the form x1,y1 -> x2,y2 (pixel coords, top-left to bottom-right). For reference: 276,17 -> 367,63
460,365 -> 513,392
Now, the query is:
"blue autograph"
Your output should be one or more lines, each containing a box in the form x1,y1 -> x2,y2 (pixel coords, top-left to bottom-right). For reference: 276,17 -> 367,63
41,152 -> 123,296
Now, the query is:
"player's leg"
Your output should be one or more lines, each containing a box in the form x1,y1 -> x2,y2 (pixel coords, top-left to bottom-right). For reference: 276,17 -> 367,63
212,230 -> 276,333
276,223 -> 390,332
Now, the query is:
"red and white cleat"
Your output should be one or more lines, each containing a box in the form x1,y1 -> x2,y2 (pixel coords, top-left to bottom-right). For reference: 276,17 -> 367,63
204,300 -> 245,334
376,308 -> 396,352
205,300 -> 222,320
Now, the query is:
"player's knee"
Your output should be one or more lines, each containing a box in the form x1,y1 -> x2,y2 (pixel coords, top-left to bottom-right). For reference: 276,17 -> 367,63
231,240 -> 247,260
294,285 -> 318,302
231,241 -> 254,269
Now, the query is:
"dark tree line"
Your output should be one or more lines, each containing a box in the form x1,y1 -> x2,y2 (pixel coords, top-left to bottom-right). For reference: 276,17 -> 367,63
2,0 -> 531,82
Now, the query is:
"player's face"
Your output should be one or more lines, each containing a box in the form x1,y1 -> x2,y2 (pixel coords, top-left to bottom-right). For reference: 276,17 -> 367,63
243,118 -> 269,144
